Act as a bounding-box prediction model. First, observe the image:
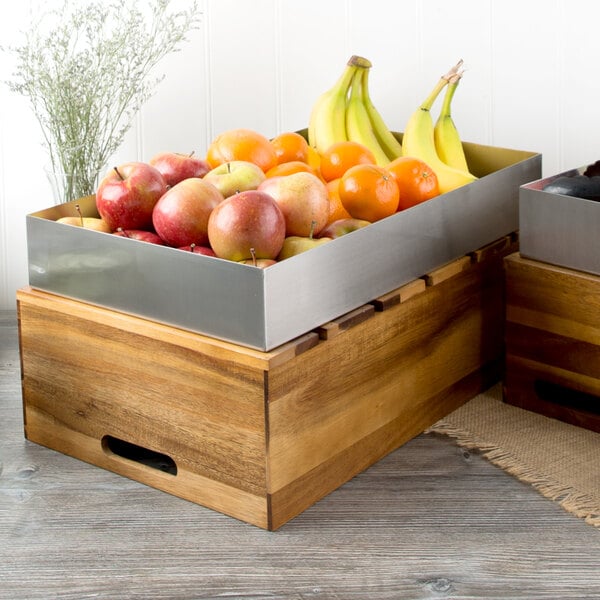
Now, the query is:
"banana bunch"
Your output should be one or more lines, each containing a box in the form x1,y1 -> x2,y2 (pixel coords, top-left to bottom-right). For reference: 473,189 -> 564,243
308,55 -> 402,165
401,60 -> 477,194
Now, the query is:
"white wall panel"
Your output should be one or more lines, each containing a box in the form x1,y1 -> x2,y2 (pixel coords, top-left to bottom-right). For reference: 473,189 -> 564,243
139,0 -> 210,160
205,0 -> 279,138
275,0 -> 350,133
415,0 -> 494,147
0,2 -> 49,310
491,0 -> 562,173
2,0 -> 600,309
347,0 -> 419,134
558,0 -> 600,172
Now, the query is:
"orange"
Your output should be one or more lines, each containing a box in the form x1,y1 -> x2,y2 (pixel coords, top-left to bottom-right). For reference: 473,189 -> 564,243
270,131 -> 310,165
339,164 -> 399,222
306,146 -> 326,182
265,161 -> 319,178
206,128 -> 278,173
386,156 -> 440,210
319,141 -> 376,182
325,178 -> 352,224
306,146 -> 322,172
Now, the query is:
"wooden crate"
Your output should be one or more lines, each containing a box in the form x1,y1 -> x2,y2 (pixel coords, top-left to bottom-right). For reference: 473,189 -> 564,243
17,234 -> 516,530
504,253 -> 600,432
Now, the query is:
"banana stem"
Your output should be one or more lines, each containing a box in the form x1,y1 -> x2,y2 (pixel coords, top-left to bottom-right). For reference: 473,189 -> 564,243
445,59 -> 464,80
439,72 -> 462,118
348,55 -> 372,69
420,60 -> 464,112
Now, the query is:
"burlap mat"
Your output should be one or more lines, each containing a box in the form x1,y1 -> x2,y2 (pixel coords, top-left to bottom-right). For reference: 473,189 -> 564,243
426,383 -> 600,528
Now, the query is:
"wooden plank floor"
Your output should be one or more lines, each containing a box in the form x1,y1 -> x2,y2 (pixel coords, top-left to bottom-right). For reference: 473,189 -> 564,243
1,309 -> 599,599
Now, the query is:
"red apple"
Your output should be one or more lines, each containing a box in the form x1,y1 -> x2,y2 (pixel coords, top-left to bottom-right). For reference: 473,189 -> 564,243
202,160 -> 266,198
96,162 -> 167,231
207,190 -> 286,261
318,218 -> 371,239
258,171 -> 329,237
178,243 -> 217,257
113,228 -> 166,245
149,151 -> 210,187
152,178 -> 224,247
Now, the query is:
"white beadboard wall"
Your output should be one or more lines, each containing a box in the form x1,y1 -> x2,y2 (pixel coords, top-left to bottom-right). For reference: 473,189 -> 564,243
1,0 -> 599,310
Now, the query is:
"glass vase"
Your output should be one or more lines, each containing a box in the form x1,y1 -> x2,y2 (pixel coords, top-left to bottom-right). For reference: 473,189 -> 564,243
45,165 -> 102,206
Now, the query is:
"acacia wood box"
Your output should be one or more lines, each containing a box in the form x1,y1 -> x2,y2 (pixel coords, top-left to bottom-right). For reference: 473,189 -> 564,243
504,253 -> 600,432
18,235 -> 515,530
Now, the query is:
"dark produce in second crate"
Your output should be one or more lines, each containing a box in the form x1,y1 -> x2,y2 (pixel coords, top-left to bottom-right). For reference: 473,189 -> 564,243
542,163 -> 600,202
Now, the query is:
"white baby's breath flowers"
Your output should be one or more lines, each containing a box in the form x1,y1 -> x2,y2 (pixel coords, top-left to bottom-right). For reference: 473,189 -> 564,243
4,0 -> 201,203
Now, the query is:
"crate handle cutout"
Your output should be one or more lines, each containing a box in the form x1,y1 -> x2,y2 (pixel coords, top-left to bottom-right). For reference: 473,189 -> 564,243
534,380 -> 600,416
102,435 -> 177,475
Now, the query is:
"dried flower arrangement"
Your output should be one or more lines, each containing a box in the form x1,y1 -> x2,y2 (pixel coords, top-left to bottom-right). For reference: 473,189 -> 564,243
3,0 -> 201,203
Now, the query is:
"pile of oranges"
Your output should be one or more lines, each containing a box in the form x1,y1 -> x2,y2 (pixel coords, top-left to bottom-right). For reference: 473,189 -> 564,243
205,127 -> 440,230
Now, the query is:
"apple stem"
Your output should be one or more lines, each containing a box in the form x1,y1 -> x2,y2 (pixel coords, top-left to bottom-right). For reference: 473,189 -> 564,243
227,162 -> 231,174
188,151 -> 195,158
250,247 -> 257,267
113,166 -> 124,181
117,227 -> 129,238
189,243 -> 196,252
309,220 -> 317,240
75,203 -> 84,227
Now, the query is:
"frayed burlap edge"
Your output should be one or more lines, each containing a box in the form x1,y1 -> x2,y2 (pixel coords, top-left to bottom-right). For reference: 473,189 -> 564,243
426,419 -> 600,529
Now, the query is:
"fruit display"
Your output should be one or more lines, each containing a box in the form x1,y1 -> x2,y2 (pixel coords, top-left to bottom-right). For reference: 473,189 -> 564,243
54,56 -> 483,267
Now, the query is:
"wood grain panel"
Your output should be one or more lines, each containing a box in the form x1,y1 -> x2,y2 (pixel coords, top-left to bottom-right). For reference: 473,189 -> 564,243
18,291 -> 269,496
266,248 -> 508,496
504,253 -> 600,432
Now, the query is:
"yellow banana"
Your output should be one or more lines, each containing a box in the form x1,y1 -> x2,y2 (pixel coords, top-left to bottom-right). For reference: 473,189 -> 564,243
308,62 -> 356,154
433,71 -> 470,172
345,67 -> 390,166
361,67 -> 403,161
401,61 -> 476,194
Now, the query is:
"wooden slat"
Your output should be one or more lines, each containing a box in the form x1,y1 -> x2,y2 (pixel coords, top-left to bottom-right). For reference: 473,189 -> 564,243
469,234 -> 512,263
315,304 -> 375,340
371,278 -> 427,311
423,255 -> 472,286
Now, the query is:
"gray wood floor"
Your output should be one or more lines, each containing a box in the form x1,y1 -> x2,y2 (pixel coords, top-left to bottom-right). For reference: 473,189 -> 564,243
1,309 -> 599,600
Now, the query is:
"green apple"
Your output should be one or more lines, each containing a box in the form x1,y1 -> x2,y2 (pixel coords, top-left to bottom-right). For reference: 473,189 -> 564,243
277,235 -> 332,260
56,203 -> 112,232
203,160 -> 266,198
